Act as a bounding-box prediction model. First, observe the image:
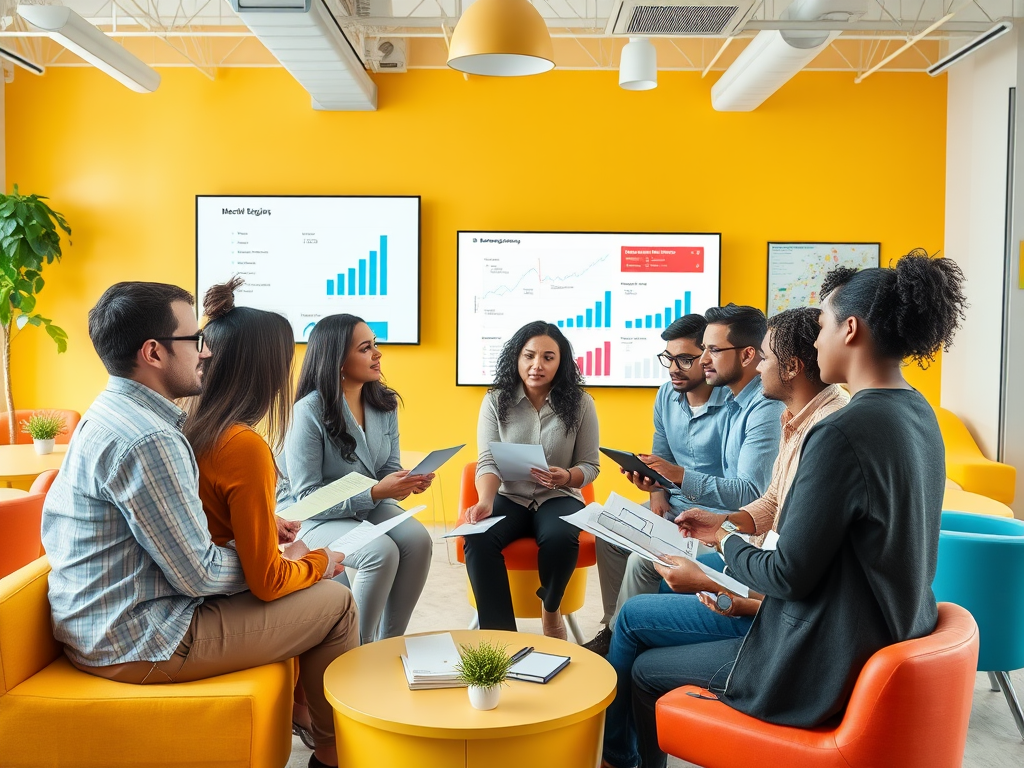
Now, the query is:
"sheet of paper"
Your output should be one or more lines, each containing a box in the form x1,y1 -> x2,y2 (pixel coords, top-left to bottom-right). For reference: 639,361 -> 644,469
327,506 -> 426,558
488,442 -> 548,482
563,497 -> 698,568
405,632 -> 461,674
408,444 -> 466,477
696,561 -> 751,598
762,530 -> 780,551
278,472 -> 379,522
442,516 -> 507,538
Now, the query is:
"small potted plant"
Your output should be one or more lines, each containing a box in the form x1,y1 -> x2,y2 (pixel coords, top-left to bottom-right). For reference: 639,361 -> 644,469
21,411 -> 67,455
456,640 -> 515,711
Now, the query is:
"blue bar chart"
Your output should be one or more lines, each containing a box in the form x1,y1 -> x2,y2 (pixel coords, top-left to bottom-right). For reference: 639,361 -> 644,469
625,292 -> 691,329
326,236 -> 390,297
556,291 -> 612,329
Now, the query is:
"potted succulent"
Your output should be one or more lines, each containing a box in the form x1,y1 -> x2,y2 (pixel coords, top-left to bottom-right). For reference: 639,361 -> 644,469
456,640 -> 516,711
21,411 -> 67,455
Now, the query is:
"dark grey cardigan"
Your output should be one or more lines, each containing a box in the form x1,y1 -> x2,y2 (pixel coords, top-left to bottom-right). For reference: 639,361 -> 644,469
721,388 -> 944,726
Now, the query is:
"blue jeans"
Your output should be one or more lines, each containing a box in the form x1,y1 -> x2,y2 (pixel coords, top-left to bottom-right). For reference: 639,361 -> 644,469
602,554 -> 753,768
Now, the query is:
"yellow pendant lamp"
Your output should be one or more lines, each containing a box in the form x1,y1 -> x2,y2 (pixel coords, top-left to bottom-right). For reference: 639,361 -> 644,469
447,0 -> 555,76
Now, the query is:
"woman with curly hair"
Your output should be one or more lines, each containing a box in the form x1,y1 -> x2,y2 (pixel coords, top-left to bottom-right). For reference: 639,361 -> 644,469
464,320 -> 600,638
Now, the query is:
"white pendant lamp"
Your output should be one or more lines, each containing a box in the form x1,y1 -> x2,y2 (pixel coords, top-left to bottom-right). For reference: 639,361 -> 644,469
619,37 -> 657,91
447,0 -> 554,77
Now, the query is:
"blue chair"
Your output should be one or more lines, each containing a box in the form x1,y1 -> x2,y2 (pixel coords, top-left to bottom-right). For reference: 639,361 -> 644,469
933,511 -> 1024,740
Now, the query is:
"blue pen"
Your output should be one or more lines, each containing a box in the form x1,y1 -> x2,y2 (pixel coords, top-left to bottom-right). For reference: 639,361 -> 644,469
509,646 -> 533,665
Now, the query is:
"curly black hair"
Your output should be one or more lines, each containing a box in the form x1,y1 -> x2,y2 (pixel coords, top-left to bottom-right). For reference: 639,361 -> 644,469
767,307 -> 823,387
491,321 -> 585,435
819,250 -> 967,368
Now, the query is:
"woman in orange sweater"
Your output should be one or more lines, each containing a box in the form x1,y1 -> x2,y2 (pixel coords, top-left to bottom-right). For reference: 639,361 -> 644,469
184,278 -> 352,768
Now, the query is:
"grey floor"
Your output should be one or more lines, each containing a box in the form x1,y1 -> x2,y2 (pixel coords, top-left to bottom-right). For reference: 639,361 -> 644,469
286,528 -> 1024,768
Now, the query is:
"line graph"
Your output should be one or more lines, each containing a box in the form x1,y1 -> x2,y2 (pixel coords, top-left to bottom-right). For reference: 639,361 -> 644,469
481,253 -> 611,299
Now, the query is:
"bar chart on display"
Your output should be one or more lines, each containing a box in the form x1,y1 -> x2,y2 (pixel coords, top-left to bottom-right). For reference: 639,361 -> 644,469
196,196 -> 420,344
457,232 -> 721,387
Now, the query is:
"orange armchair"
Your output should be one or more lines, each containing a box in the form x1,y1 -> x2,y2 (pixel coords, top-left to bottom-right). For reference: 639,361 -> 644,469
0,409 -> 81,446
655,602 -> 979,768
0,491 -> 46,578
454,461 -> 596,642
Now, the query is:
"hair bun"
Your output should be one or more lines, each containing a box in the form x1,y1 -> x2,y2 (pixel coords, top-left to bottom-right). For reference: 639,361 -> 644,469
203,276 -> 243,322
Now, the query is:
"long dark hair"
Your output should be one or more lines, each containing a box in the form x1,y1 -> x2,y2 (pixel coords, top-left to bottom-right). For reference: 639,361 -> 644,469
295,314 -> 399,462
491,321 -> 585,435
184,277 -> 294,459
819,250 -> 967,367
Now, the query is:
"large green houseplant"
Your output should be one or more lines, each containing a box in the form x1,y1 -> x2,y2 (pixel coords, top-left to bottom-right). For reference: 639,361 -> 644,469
0,186 -> 71,443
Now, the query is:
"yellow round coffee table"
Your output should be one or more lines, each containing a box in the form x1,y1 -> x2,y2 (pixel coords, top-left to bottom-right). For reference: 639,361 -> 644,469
323,629 -> 616,768
0,444 -> 67,487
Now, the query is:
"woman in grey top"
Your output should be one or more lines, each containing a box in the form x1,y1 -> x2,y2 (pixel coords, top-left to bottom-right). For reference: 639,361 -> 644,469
464,321 -> 600,639
285,314 -> 433,643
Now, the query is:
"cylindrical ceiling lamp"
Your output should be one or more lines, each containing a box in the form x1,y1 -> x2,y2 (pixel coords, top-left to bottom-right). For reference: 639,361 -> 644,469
447,0 -> 555,77
619,37 -> 657,91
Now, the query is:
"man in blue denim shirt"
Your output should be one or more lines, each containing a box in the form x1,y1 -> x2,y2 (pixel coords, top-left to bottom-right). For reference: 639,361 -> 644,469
590,314 -> 733,653
587,305 -> 783,655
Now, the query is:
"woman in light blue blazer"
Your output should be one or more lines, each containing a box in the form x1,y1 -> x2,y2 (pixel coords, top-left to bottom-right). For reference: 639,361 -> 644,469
285,314 -> 433,643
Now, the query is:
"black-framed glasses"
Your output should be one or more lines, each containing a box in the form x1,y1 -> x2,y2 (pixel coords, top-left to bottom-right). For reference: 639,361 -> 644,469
657,352 -> 700,370
704,345 -> 744,357
154,332 -> 205,353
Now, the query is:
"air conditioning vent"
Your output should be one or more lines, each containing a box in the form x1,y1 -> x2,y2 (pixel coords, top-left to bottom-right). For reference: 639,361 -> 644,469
607,0 -> 755,36
626,6 -> 738,36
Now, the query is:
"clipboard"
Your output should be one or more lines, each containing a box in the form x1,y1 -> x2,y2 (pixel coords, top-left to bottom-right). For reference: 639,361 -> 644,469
600,447 -> 679,490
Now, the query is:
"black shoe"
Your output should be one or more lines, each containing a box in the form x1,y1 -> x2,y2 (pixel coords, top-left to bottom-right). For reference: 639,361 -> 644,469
308,755 -> 337,768
292,721 -> 316,750
583,626 -> 613,656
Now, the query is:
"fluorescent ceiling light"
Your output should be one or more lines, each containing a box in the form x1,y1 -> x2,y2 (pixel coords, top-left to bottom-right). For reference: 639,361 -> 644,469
16,4 -> 160,92
0,44 -> 44,75
928,22 -> 1012,77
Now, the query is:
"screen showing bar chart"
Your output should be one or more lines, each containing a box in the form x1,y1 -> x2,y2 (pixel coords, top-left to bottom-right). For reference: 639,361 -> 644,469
196,196 -> 419,344
457,232 -> 720,387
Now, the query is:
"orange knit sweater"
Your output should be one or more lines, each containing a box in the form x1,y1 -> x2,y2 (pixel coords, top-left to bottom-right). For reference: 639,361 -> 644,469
198,424 -> 327,601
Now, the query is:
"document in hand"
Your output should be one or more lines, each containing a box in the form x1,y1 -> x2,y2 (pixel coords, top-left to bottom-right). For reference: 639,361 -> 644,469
326,506 -> 426,559
507,651 -> 570,684
401,633 -> 466,690
407,444 -> 466,477
487,442 -> 548,482
277,472 -> 379,522
442,516 -> 507,538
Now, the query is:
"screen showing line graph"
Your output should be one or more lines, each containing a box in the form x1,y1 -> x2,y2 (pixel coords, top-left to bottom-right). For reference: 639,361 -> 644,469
196,196 -> 419,344
457,231 -> 721,387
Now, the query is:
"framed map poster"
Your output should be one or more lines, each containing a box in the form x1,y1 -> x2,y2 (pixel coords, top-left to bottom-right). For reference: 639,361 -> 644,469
767,242 -> 880,317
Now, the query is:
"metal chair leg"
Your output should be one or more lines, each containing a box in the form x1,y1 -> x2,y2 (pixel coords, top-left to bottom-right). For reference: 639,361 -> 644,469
989,671 -> 1002,692
995,671 -> 1024,741
566,612 -> 585,644
468,610 -> 479,630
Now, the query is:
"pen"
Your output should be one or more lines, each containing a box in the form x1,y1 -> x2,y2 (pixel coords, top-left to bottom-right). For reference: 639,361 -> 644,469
509,646 -> 533,665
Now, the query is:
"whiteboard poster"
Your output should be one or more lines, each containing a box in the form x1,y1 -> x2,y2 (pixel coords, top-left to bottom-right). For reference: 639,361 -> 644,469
196,196 -> 420,344
766,242 -> 880,318
457,231 -> 721,388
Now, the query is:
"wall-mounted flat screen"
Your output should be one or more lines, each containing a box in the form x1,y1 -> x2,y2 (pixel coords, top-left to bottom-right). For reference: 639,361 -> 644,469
457,231 -> 721,387
196,195 -> 420,344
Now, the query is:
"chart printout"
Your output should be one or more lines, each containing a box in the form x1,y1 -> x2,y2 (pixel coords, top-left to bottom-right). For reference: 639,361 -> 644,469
196,196 -> 420,344
457,232 -> 721,387
767,242 -> 879,318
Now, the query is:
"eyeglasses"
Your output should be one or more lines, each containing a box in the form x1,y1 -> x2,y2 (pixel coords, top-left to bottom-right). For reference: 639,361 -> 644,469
704,346 -> 744,357
657,352 -> 701,370
154,333 -> 205,353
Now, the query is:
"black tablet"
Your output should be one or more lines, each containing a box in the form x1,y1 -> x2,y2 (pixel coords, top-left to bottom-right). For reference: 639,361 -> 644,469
599,447 -> 679,490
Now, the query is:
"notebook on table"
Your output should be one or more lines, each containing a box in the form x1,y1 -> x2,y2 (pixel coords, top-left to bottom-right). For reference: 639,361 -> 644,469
507,651 -> 571,684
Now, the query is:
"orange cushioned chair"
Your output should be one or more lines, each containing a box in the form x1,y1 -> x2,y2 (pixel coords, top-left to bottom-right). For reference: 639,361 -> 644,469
0,557 -> 294,768
455,461 -> 596,643
0,409 -> 81,445
0,490 -> 45,578
655,602 -> 979,768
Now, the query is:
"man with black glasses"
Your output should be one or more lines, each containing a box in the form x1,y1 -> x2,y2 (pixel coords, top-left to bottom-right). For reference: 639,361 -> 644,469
588,314 -> 733,654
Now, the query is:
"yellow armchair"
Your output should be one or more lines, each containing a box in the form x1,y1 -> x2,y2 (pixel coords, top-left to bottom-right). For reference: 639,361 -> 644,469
0,557 -> 294,768
935,407 -> 1016,506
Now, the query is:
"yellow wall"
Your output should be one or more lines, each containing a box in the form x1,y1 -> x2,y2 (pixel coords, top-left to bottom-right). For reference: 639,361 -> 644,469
5,67 -> 946,519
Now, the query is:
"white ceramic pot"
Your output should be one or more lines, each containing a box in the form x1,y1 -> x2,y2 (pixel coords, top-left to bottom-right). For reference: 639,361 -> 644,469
33,438 -> 55,456
467,684 -> 501,711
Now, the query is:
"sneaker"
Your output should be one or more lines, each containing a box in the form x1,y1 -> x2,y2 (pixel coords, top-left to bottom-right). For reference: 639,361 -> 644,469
583,626 -> 613,656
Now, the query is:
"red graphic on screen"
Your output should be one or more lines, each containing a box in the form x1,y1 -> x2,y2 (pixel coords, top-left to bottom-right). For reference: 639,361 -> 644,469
621,246 -> 704,273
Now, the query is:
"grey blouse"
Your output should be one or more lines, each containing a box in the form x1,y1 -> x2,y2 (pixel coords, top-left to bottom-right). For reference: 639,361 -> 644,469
476,384 -> 600,509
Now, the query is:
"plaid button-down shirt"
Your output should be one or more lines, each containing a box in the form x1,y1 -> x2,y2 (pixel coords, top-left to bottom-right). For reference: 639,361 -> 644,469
41,377 -> 247,666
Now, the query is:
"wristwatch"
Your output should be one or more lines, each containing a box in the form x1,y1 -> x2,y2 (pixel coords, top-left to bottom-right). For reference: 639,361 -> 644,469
714,593 -> 734,612
718,519 -> 740,552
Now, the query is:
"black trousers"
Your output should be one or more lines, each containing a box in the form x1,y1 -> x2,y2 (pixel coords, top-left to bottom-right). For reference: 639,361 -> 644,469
463,493 -> 584,631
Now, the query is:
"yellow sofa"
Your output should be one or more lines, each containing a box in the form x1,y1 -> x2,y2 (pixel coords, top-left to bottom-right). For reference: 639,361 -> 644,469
0,557 -> 294,768
935,407 -> 1017,506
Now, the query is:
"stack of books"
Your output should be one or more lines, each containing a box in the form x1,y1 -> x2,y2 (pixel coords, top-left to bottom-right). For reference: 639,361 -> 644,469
400,633 -> 466,690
